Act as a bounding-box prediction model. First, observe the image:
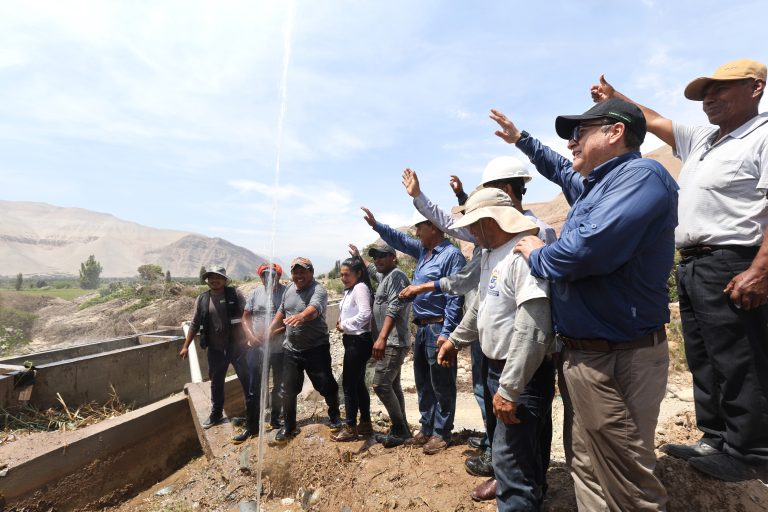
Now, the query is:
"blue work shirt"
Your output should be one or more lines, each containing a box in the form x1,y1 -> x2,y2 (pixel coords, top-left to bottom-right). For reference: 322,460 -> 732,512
516,136 -> 679,342
373,222 -> 465,338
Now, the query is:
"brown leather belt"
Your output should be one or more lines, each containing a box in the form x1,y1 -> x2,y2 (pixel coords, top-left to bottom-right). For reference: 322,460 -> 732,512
678,245 -> 759,259
558,328 -> 666,352
412,316 -> 444,326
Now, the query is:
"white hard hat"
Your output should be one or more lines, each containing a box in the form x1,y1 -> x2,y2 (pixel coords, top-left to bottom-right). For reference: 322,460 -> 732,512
411,210 -> 430,227
480,156 -> 532,186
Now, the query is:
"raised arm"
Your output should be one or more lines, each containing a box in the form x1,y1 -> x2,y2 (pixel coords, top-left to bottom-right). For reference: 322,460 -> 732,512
591,74 -> 675,149
361,206 -> 422,259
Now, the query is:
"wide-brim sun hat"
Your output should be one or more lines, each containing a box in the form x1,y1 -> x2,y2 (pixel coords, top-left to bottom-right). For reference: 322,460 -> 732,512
684,59 -> 767,101
452,188 -> 539,236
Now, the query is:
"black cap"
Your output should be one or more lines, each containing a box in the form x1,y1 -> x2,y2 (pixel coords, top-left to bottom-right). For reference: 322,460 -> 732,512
555,98 -> 646,144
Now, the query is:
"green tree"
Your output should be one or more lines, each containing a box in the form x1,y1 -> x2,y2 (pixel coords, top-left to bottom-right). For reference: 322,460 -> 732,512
199,266 -> 207,284
327,260 -> 341,279
165,270 -> 172,283
138,264 -> 163,282
14,273 -> 22,291
79,255 -> 103,289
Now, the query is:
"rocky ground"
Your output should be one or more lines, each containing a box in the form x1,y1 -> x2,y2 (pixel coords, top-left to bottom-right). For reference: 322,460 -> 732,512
4,291 -> 768,511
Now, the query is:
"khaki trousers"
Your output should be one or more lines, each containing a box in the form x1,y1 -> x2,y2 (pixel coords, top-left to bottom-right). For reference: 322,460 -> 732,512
563,340 -> 669,512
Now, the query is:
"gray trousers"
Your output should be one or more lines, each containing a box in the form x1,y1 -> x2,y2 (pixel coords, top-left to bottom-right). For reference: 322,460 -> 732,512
372,346 -> 410,434
563,340 -> 669,512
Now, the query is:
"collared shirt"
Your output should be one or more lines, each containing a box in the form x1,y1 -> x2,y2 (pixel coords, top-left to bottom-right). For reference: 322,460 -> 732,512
339,281 -> 372,335
517,136 -> 679,342
673,113 -> 768,248
373,222 -> 465,338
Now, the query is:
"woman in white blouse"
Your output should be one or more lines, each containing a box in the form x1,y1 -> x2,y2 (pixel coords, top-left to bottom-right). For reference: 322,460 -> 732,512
332,255 -> 375,442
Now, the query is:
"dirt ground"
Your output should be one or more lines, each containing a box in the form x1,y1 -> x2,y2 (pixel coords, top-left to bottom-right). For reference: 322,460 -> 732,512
99,358 -> 768,512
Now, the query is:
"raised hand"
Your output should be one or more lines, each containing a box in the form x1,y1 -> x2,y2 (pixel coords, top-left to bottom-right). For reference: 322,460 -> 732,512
489,109 -> 522,144
590,74 -> 616,103
402,168 -> 421,198
361,207 -> 377,227
348,244 -> 360,258
449,175 -> 464,196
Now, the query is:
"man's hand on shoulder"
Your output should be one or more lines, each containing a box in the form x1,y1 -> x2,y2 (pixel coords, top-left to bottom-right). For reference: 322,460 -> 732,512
402,168 -> 421,198
724,266 -> 768,310
514,235 -> 545,262
489,109 -> 522,144
590,74 -> 617,103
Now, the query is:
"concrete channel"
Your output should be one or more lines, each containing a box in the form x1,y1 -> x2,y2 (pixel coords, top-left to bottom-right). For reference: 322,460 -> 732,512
0,303 -> 341,511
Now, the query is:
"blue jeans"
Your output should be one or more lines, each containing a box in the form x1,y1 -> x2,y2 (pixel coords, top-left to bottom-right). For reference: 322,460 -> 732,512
490,357 -> 555,511
412,323 -> 457,440
207,341 -> 253,417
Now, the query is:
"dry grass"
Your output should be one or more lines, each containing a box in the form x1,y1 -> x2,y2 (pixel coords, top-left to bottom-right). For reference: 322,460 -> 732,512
0,385 -> 132,440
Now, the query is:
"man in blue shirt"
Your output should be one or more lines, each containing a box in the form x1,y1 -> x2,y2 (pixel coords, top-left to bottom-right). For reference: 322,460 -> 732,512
361,206 -> 465,454
491,99 -> 678,512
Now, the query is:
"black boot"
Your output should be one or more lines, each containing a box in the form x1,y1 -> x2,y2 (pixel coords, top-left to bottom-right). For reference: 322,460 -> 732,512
233,402 -> 259,444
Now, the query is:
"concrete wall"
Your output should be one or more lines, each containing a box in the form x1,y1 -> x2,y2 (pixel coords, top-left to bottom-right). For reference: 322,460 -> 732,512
0,329 -> 181,367
1,394 -> 201,511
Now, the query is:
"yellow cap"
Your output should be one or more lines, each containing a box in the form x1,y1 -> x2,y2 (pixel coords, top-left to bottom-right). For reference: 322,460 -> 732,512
684,59 -> 767,101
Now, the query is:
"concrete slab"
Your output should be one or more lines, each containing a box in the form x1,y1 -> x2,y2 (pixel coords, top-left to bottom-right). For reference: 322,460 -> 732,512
0,394 -> 201,511
184,375 -> 246,460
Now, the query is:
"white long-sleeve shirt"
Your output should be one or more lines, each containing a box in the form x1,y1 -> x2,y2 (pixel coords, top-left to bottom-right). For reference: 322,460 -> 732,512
339,282 -> 372,335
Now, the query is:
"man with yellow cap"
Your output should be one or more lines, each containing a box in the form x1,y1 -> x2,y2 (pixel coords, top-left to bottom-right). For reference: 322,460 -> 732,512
592,59 -> 768,483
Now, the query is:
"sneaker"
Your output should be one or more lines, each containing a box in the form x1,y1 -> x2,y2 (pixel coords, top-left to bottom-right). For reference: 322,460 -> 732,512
423,436 -> 449,455
465,452 -> 494,477
328,417 -> 344,432
331,424 -> 359,442
202,414 -> 224,429
271,426 -> 300,445
689,453 -> 762,482
266,420 -> 283,432
403,431 -> 430,447
356,421 -> 374,437
661,439 -> 720,461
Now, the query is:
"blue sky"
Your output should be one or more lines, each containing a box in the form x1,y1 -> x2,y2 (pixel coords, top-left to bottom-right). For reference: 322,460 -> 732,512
2,0 -> 766,273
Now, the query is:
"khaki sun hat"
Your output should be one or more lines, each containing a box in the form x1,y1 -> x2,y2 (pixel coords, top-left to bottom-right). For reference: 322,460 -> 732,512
290,257 -> 314,271
684,59 -> 767,101
452,188 -> 539,236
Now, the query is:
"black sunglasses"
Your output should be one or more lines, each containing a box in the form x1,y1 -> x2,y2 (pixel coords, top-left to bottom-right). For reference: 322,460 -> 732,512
571,120 -> 615,142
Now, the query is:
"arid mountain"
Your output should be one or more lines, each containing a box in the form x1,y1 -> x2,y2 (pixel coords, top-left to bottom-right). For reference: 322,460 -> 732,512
0,201 -> 266,278
524,144 -> 682,235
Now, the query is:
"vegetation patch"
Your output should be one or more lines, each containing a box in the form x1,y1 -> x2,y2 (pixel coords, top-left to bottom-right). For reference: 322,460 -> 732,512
0,307 -> 37,356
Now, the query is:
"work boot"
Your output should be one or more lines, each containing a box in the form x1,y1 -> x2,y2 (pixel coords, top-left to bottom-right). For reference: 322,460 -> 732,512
326,393 -> 342,431
331,424 -> 359,442
403,430 -> 430,447
327,416 -> 344,432
470,478 -> 497,502
467,436 -> 484,450
202,413 -> 224,429
423,436 -> 449,455
356,420 -> 374,437
233,403 -> 259,444
465,452 -> 494,477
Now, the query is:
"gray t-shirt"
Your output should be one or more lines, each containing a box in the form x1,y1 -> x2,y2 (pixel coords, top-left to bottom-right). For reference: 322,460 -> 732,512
245,283 -> 287,353
279,280 -> 329,352
368,264 -> 412,347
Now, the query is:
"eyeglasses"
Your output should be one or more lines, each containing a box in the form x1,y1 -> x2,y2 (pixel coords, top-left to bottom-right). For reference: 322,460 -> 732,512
571,121 -> 615,142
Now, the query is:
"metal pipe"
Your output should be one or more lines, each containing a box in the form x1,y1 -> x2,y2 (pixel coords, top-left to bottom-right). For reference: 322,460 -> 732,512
181,321 -> 203,383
